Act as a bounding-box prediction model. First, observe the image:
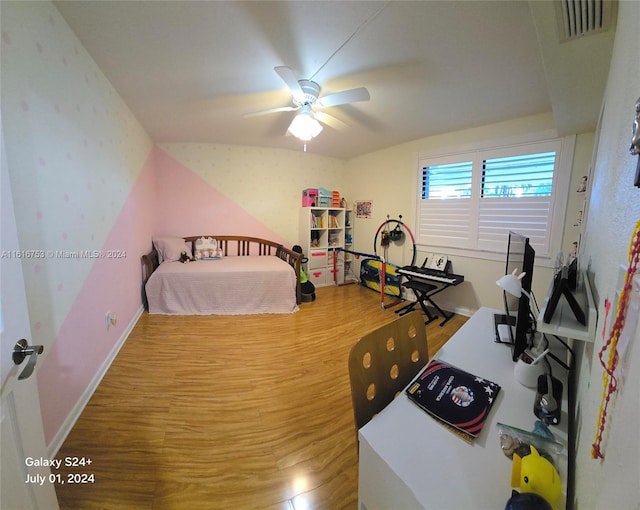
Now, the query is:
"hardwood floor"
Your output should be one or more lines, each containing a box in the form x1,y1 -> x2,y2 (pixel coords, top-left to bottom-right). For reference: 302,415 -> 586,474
55,284 -> 467,510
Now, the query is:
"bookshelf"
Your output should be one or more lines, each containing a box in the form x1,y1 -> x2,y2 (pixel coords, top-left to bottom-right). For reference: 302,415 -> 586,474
299,207 -> 346,287
344,208 -> 357,283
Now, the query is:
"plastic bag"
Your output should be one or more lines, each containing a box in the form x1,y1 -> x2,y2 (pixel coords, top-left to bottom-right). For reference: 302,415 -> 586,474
497,422 -> 564,468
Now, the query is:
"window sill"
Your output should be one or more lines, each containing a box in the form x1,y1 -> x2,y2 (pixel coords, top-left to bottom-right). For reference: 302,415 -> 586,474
416,244 -> 556,268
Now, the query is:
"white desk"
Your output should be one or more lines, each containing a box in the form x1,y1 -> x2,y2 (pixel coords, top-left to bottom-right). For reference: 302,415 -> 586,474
358,307 -> 569,510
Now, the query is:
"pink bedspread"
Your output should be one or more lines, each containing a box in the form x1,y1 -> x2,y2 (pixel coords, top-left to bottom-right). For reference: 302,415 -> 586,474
146,256 -> 298,315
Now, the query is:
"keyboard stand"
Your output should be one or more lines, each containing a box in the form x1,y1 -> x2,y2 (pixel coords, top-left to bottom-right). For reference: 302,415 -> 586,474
396,280 -> 438,325
396,265 -> 463,327
420,284 -> 456,326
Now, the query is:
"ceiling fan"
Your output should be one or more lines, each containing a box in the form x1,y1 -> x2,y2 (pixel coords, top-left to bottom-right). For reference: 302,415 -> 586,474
245,66 -> 370,141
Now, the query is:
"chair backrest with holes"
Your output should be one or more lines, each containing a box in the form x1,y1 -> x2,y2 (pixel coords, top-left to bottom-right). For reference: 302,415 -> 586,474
348,311 -> 429,431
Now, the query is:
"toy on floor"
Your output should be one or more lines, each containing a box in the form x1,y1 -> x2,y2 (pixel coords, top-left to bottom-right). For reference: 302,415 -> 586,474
292,245 -> 316,302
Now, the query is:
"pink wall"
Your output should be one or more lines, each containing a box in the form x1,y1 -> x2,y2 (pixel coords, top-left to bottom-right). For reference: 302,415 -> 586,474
153,147 -> 289,245
37,149 -> 156,444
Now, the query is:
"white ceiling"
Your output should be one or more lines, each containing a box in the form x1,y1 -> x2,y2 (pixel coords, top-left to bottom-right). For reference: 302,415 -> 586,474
54,1 -> 617,160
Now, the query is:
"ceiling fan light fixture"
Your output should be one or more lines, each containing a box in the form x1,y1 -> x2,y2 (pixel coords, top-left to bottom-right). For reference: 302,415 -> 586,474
288,109 -> 323,141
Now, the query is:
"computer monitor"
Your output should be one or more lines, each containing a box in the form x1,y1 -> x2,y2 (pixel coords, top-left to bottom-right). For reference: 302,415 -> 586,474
496,231 -> 535,362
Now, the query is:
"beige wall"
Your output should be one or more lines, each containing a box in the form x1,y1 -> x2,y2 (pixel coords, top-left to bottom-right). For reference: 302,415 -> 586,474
159,143 -> 347,244
343,114 -> 595,314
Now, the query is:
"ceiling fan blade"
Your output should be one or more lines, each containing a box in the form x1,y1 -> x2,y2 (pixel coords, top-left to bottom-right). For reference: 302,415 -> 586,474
243,105 -> 299,118
312,111 -> 350,130
316,87 -> 370,108
274,66 -> 306,104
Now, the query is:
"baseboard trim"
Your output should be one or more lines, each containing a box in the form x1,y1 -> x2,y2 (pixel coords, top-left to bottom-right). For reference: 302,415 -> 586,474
46,306 -> 144,457
451,306 -> 474,318
396,295 -> 474,319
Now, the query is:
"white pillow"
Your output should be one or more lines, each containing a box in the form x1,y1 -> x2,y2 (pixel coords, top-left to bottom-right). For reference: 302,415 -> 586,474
153,237 -> 191,263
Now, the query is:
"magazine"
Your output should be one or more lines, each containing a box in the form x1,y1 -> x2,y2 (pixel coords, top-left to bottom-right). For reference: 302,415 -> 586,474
406,359 -> 501,440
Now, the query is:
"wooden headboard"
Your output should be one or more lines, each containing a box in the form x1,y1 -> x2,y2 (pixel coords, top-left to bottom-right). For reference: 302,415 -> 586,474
141,236 -> 303,308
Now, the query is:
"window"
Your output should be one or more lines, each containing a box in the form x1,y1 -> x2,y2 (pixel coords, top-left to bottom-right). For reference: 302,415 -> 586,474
421,161 -> 473,199
481,152 -> 555,198
416,137 -> 574,260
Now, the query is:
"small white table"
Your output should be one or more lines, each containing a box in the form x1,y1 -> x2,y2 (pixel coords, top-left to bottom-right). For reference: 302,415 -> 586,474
358,307 -> 569,510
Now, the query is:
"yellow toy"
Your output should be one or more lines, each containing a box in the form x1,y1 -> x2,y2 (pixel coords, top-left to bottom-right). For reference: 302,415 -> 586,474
511,445 -> 562,505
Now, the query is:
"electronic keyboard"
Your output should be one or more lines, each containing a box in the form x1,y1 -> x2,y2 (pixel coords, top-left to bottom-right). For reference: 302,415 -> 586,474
398,266 -> 464,285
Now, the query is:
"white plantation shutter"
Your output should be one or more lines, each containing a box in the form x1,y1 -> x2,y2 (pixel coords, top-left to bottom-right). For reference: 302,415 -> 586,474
417,161 -> 473,248
416,139 -> 570,259
477,151 -> 556,253
477,197 -> 551,252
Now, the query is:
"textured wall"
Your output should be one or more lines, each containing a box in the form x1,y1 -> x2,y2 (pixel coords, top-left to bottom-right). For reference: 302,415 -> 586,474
575,1 -> 640,507
158,143 -> 347,245
1,1 -> 154,444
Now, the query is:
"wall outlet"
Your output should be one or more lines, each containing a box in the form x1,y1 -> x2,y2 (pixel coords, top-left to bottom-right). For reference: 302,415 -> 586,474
105,311 -> 117,330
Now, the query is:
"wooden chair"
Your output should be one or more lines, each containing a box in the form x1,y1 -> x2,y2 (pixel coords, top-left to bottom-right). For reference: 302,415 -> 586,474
348,311 -> 429,431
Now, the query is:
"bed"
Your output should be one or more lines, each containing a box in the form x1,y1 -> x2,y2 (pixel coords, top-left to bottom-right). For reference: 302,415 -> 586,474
142,236 -> 303,315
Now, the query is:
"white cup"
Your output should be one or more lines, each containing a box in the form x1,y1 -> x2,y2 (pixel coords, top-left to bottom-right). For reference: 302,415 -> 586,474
514,355 -> 546,388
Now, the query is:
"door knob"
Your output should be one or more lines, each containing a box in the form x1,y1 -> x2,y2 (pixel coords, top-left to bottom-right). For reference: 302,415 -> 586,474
13,339 -> 44,380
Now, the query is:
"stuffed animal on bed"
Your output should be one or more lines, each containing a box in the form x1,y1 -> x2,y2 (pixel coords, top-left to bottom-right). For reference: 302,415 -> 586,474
194,237 -> 224,260
179,251 -> 193,263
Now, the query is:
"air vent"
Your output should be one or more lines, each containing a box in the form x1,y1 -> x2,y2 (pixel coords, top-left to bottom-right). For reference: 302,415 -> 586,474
555,0 -> 617,41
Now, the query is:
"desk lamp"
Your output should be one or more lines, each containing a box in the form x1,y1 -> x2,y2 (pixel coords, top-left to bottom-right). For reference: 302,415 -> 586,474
496,269 -> 530,300
496,268 -> 539,316
497,269 -> 544,387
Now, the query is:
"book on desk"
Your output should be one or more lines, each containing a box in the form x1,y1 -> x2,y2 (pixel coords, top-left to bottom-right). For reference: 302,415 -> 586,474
406,359 -> 501,440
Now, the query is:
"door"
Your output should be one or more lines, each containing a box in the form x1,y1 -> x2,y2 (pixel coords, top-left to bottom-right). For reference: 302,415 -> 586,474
1,124 -> 59,508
